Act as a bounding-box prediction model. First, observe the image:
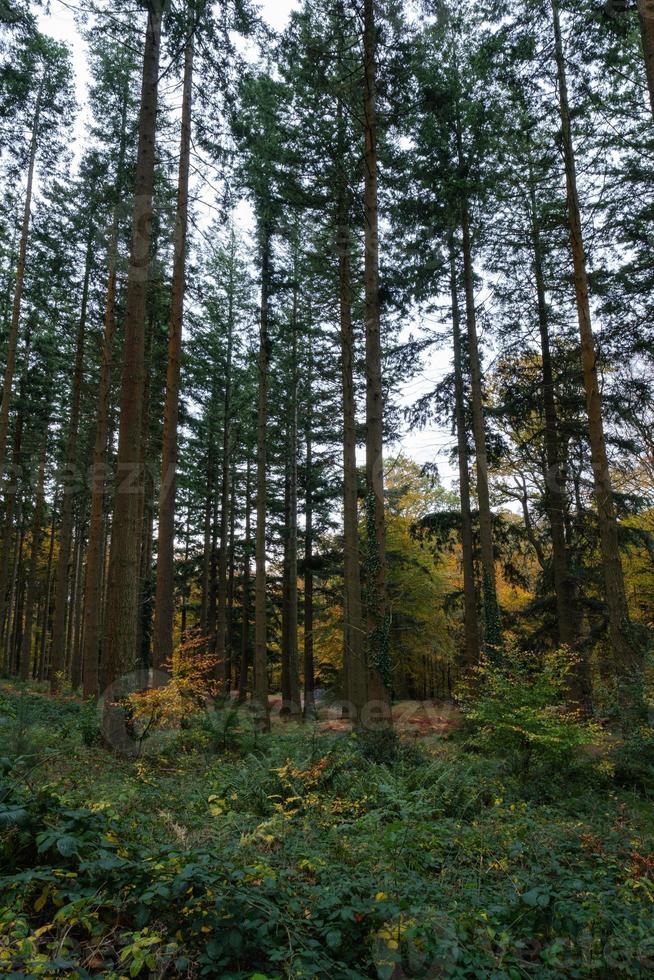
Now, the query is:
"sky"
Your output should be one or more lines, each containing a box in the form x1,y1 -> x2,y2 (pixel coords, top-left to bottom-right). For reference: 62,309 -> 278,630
38,0 -> 456,488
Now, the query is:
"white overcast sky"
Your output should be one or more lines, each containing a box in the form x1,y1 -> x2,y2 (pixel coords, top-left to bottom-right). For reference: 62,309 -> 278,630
38,0 -> 456,488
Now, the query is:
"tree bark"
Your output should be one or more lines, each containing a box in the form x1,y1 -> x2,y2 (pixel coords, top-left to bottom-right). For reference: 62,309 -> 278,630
215,235 -> 235,688
303,338 -> 315,721
0,74 -> 43,489
551,0 -> 643,719
638,0 -> 654,120
363,0 -> 391,723
0,325 -> 30,669
281,261 -> 301,718
38,491 -> 57,681
254,221 -> 271,729
528,180 -> 585,686
81,82 -> 129,699
456,120 -> 500,652
19,435 -> 47,681
153,27 -> 193,669
448,238 -> 481,667
50,240 -> 92,692
69,517 -> 86,689
238,458 -> 252,702
103,3 -> 163,689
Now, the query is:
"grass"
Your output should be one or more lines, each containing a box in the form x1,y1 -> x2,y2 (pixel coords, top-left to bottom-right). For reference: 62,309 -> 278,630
1,681 -> 654,978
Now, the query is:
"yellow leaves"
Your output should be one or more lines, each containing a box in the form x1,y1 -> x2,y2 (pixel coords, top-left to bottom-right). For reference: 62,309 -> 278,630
34,887 -> 50,913
208,795 -> 227,816
375,892 -> 388,902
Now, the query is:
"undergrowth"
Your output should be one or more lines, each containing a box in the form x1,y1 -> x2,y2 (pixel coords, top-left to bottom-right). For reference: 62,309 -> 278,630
1,682 -> 654,978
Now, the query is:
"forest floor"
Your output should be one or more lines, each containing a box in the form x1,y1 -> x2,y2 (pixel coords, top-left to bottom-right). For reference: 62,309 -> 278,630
2,681 -> 654,978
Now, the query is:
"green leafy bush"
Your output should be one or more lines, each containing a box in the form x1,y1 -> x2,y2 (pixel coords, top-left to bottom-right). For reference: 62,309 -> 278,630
612,726 -> 654,796
458,647 -> 603,784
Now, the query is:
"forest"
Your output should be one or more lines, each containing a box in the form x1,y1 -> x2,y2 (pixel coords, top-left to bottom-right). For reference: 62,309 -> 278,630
1,0 -> 654,975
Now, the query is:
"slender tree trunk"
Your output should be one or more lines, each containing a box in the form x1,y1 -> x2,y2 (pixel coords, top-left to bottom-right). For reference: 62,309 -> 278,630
638,0 -> 654,120
69,518 -> 86,689
153,27 -> 193,669
104,3 -> 164,688
363,0 -> 391,723
0,326 -> 30,668
337,107 -> 367,723
200,438 -> 215,633
281,266 -> 300,717
9,513 -> 25,674
215,238 -> 235,687
239,458 -> 252,702
254,221 -> 271,729
528,181 -> 585,684
303,342 -> 315,721
19,436 -> 47,681
0,75 -> 43,488
448,238 -> 480,667
38,491 -> 57,681
455,123 -> 500,651
50,241 -> 92,692
551,0 -> 643,719
180,502 -> 191,644
226,457 -> 236,689
82,94 -> 129,698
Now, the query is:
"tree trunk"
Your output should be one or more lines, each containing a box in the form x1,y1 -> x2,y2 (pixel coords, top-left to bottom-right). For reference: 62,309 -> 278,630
200,438 -> 215,633
551,0 -> 643,719
238,458 -> 252,702
363,0 -> 391,723
103,3 -> 163,689
215,235 -> 235,688
337,103 -> 367,724
281,263 -> 301,718
254,221 -> 271,729
456,123 -> 500,652
638,0 -> 654,120
19,436 -> 47,681
226,456 -> 236,689
448,238 -> 480,667
303,340 -> 315,721
38,491 -> 57,681
153,26 -> 193,669
50,241 -> 92,693
69,517 -> 86,690
0,74 -> 43,489
82,84 -> 129,698
0,325 -> 30,669
528,180 -> 587,699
